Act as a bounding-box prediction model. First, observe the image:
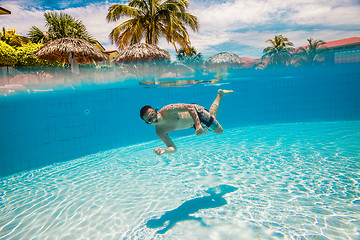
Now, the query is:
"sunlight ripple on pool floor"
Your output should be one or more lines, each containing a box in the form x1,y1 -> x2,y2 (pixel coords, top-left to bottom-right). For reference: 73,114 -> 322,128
1,121 -> 360,239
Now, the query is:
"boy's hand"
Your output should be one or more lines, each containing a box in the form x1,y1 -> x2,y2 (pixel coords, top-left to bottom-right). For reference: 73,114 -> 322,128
154,147 -> 166,155
195,126 -> 205,135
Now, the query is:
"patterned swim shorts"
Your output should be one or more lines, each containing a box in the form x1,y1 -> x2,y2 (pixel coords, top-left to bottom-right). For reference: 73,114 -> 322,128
192,104 -> 220,132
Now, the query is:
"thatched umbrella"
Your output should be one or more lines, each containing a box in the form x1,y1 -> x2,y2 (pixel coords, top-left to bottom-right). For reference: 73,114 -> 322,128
114,43 -> 170,82
204,52 -> 244,66
33,38 -> 106,73
114,43 -> 170,63
204,52 -> 244,82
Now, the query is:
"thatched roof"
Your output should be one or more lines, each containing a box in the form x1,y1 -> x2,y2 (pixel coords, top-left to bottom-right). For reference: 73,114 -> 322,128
114,43 -> 170,63
205,52 -> 244,65
33,38 -> 106,64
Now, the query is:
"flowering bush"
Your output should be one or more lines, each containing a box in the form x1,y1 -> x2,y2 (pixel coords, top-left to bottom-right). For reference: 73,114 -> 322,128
16,43 -> 49,67
0,41 -> 17,66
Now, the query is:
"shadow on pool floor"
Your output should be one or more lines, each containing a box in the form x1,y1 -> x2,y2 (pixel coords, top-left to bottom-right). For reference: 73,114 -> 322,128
146,184 -> 238,234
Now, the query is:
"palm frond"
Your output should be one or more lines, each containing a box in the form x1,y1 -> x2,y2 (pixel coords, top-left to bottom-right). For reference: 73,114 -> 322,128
40,11 -> 94,42
106,4 -> 140,22
28,26 -> 47,43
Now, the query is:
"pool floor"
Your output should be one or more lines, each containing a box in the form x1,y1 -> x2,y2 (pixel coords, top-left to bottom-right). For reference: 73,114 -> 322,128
1,121 -> 360,239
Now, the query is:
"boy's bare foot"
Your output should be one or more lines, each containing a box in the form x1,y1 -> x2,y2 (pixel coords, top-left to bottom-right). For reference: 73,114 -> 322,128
218,89 -> 234,97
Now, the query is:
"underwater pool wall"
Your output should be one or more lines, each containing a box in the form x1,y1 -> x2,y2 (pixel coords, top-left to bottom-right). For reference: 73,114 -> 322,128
1,64 -> 359,177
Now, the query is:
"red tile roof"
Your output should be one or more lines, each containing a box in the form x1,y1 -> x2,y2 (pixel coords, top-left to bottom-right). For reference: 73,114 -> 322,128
323,37 -> 360,48
292,37 -> 360,53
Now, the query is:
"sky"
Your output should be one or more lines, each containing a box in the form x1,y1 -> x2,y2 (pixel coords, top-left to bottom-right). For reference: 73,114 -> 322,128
1,0 -> 360,60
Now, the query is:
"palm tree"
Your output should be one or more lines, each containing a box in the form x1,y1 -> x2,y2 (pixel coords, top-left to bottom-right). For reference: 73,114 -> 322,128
294,38 -> 326,65
28,12 -> 94,43
262,35 -> 294,66
177,46 -> 203,65
106,0 -> 199,52
27,26 -> 47,44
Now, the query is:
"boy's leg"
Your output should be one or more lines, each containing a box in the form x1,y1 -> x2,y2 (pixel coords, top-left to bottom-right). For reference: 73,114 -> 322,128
209,89 -> 233,134
209,89 -> 233,118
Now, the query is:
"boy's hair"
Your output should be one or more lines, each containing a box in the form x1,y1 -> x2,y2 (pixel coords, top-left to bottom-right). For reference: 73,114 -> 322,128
140,105 -> 153,120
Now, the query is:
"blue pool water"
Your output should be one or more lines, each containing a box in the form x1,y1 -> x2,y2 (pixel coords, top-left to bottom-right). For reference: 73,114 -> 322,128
1,121 -> 359,239
1,63 -> 360,239
1,64 -> 360,177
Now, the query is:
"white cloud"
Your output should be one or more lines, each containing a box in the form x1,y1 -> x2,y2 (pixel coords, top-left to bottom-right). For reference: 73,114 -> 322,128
190,0 -> 360,30
288,5 -> 360,26
190,0 -> 276,31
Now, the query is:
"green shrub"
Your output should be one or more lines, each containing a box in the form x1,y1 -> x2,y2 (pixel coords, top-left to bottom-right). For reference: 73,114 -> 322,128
0,41 -> 17,66
16,42 -> 48,67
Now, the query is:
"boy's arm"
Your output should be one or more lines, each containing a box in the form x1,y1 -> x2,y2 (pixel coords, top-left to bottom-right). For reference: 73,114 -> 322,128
154,129 -> 177,155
